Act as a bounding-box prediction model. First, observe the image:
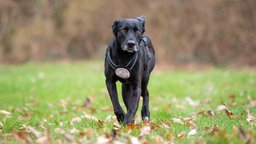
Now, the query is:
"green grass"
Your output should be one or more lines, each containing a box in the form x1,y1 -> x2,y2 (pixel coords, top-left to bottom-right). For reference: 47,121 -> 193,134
0,61 -> 256,143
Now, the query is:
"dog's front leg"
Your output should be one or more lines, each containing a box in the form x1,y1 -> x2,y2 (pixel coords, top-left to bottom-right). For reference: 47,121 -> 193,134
106,80 -> 125,123
124,83 -> 141,124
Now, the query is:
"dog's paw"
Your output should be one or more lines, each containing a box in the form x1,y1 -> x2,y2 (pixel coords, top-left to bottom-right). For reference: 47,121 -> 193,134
142,116 -> 150,123
115,112 -> 125,123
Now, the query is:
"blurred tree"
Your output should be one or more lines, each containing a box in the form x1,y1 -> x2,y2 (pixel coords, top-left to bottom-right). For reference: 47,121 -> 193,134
0,0 -> 255,66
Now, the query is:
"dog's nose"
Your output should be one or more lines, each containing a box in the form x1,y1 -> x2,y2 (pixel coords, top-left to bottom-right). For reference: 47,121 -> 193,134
127,40 -> 135,47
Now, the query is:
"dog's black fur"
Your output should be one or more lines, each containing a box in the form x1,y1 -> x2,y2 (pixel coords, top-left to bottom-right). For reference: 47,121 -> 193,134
104,16 -> 155,124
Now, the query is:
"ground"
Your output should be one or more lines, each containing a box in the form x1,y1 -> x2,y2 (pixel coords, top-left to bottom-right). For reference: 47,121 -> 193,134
0,61 -> 256,143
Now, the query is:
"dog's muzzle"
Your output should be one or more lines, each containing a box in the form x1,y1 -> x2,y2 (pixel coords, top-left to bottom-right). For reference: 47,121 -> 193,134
122,40 -> 138,53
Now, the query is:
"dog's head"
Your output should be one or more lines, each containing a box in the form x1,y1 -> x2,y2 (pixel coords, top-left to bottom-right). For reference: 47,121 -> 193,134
112,16 -> 145,53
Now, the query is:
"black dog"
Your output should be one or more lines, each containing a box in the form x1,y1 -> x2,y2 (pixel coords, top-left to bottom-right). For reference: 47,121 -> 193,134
104,16 -> 155,124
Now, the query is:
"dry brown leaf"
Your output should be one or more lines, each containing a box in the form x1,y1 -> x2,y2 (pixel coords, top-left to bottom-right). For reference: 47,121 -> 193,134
129,136 -> 139,144
113,121 -> 121,130
188,129 -> 197,136
70,128 -> 79,134
139,126 -> 151,136
26,101 -> 38,107
212,124 -> 219,132
216,105 -> 227,111
28,126 -> 41,138
0,110 -> 11,115
126,123 -> 139,129
172,118 -> 183,124
149,121 -> 159,130
159,120 -> 171,128
83,112 -> 98,121
134,115 -> 141,125
54,128 -> 65,134
176,132 -> 186,139
168,132 -> 174,144
225,108 -> 233,117
186,97 -> 199,107
35,136 -> 48,144
63,133 -> 75,143
19,113 -> 32,120
97,135 -> 112,144
97,120 -> 104,128
101,106 -> 113,112
204,127 -> 212,133
70,117 -> 81,126
83,97 -> 91,108
207,110 -> 215,117
197,110 -> 206,115
246,109 -> 256,123
79,131 -> 86,137
166,103 -> 172,111
12,131 -> 33,143
237,127 -> 252,143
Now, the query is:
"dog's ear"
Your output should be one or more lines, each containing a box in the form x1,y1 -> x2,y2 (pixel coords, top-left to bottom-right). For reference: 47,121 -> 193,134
136,16 -> 146,32
112,20 -> 120,36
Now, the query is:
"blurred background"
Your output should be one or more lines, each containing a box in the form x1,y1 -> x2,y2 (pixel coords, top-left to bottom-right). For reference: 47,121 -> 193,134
0,0 -> 255,67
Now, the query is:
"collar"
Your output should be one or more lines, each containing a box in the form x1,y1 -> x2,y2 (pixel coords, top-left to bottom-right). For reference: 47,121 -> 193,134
107,51 -> 138,70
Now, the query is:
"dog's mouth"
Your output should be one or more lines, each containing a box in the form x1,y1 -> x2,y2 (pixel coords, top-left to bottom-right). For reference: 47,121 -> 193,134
122,45 -> 138,53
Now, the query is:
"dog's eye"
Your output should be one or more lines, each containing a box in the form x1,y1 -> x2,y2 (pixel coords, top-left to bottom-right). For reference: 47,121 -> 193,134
120,29 -> 127,34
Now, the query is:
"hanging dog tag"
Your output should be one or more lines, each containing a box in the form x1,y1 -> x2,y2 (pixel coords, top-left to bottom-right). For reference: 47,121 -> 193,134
115,67 -> 130,79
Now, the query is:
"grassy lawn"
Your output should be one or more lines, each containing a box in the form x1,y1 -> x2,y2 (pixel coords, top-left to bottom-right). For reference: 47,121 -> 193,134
0,61 -> 256,143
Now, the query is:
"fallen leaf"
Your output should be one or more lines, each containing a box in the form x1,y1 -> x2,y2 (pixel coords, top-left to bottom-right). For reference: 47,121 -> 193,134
70,128 -> 79,134
225,108 -> 233,117
228,94 -> 235,101
172,118 -> 183,124
97,120 -> 104,128
149,121 -> 159,130
83,112 -> 98,121
0,110 -> 11,115
54,128 -> 65,134
139,126 -> 151,136
212,124 -> 219,132
166,103 -> 172,111
19,113 -> 32,120
237,127 -> 251,143
152,135 -> 164,144
70,117 -> 81,126
97,135 -> 111,144
216,105 -> 227,111
35,136 -> 48,144
126,123 -> 139,129
26,101 -> 38,107
188,129 -> 197,136
168,132 -> 174,144
12,131 -> 33,143
63,133 -> 75,143
176,132 -> 186,139
129,136 -> 139,144
207,110 -> 215,117
204,127 -> 212,133
113,121 -> 121,130
83,97 -> 91,108
28,126 -> 41,138
197,110 -> 206,115
134,115 -> 141,125
101,106 -> 113,112
186,97 -> 199,107
246,109 -> 256,123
